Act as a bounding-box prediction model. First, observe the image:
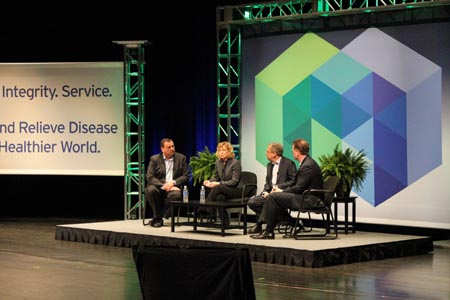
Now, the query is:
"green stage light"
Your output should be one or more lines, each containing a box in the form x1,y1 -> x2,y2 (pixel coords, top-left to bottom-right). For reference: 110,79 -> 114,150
317,0 -> 324,12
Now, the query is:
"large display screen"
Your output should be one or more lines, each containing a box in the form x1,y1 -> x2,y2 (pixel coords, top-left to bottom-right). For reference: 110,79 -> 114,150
0,62 -> 124,175
241,22 -> 450,229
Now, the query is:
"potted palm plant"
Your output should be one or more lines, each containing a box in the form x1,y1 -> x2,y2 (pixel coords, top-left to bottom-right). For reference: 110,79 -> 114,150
318,144 -> 369,198
189,146 -> 217,186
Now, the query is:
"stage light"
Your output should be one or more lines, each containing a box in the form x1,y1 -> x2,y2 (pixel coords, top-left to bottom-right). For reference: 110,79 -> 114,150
244,10 -> 251,19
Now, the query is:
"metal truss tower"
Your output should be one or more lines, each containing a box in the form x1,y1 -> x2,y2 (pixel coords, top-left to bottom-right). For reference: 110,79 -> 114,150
216,12 -> 242,157
216,0 -> 450,157
114,40 -> 147,220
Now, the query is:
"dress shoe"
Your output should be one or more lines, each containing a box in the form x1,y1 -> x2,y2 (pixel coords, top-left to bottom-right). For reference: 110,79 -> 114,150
150,218 -> 164,228
290,219 -> 304,232
250,230 -> 275,239
163,211 -> 172,220
295,222 -> 305,232
198,209 -> 214,221
248,223 -> 263,234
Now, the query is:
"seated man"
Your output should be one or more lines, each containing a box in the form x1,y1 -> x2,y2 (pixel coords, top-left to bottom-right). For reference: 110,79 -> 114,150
247,142 -> 296,234
145,138 -> 189,228
251,138 -> 324,239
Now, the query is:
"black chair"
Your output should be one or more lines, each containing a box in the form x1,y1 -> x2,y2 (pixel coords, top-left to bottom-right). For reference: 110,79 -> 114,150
286,175 -> 340,239
226,171 -> 258,226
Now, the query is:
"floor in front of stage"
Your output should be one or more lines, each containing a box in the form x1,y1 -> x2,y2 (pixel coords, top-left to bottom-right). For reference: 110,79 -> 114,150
1,218 -> 449,300
55,218 -> 434,268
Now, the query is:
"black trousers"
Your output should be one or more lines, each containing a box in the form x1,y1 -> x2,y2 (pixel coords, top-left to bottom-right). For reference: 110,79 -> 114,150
261,192 -> 322,232
247,194 -> 265,222
145,185 -> 181,219
260,192 -> 303,232
205,184 -> 242,202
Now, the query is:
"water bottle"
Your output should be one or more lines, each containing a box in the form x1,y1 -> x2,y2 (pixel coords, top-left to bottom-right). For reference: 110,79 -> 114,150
183,185 -> 189,203
200,186 -> 206,203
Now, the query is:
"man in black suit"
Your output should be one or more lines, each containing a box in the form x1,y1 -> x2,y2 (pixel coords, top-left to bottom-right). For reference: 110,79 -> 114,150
247,142 -> 296,234
251,138 -> 324,239
145,138 -> 189,228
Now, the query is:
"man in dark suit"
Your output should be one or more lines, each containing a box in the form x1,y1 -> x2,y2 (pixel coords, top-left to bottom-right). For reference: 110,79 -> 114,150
247,142 -> 296,234
145,138 -> 189,228
251,138 -> 324,239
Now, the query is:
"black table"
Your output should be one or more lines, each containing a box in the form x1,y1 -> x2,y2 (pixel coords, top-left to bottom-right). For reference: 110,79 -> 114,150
333,196 -> 357,234
169,200 -> 248,236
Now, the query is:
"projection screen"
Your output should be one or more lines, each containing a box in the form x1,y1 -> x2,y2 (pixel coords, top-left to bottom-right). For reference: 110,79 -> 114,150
0,62 -> 124,176
241,22 -> 450,230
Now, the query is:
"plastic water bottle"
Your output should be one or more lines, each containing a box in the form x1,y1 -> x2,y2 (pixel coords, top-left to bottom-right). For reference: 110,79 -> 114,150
183,186 -> 189,203
200,186 -> 206,203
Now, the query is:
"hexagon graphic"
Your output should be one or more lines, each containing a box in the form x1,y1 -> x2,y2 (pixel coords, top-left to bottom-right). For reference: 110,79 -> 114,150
255,28 -> 442,206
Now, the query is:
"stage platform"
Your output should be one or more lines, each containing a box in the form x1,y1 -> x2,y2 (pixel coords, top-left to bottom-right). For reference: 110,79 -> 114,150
55,218 -> 434,268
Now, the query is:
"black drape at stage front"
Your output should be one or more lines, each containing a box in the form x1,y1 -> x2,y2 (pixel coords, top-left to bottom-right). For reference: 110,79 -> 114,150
132,245 -> 256,300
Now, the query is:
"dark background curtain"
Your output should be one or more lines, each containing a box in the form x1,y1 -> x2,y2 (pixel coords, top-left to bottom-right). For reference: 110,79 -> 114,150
0,2 -> 250,218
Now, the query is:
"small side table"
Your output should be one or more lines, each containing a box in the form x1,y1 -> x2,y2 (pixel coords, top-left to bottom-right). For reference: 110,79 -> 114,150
333,196 -> 357,234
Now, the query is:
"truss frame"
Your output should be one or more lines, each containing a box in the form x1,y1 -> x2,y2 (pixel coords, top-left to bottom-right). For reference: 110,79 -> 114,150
114,40 -> 147,220
216,0 -> 450,158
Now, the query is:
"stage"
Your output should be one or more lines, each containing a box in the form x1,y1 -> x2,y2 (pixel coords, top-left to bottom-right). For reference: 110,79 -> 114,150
55,218 -> 434,268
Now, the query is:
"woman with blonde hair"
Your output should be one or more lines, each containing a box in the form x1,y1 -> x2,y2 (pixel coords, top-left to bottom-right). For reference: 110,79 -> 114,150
203,141 -> 243,224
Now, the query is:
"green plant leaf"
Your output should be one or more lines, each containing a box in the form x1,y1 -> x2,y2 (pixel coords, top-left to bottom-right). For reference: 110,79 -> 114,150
318,144 -> 370,194
189,146 -> 217,186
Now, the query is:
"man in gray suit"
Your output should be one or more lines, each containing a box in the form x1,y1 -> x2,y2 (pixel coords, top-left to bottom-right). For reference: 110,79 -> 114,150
247,142 -> 297,234
145,138 -> 189,228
